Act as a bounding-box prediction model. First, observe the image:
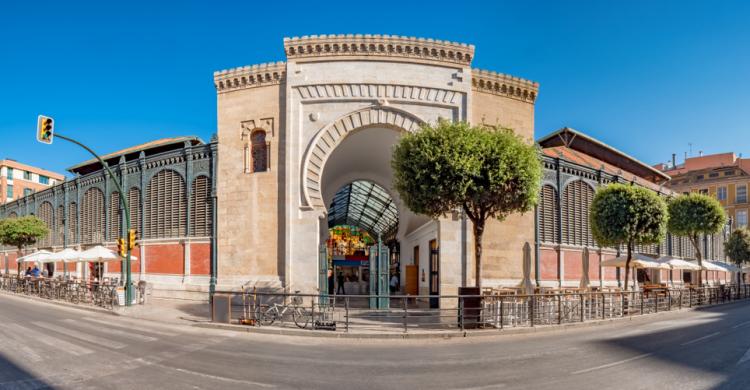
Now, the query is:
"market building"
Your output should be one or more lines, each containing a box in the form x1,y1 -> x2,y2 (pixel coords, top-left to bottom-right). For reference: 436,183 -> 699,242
0,34 -> 738,300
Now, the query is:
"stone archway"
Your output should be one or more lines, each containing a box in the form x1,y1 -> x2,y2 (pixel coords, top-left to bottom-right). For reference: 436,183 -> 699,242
302,105 -> 425,209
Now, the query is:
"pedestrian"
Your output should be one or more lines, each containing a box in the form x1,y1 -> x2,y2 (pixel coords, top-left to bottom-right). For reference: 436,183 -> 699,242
24,267 -> 32,277
336,271 -> 345,295
32,265 -> 40,278
390,273 -> 399,294
327,269 -> 334,294
42,267 -> 49,278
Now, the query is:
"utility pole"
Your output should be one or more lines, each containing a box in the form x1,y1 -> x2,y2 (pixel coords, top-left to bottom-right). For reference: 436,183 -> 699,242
37,117 -> 134,306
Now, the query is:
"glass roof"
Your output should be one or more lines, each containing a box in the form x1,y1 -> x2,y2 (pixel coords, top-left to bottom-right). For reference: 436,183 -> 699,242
328,180 -> 398,240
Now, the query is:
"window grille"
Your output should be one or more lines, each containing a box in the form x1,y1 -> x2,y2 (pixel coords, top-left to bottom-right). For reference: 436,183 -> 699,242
109,192 -> 121,240
561,181 -> 595,247
128,187 -> 141,235
56,205 -> 64,246
190,176 -> 212,237
67,203 -> 78,244
251,130 -> 269,172
37,202 -> 53,248
81,188 -> 105,244
145,170 -> 186,238
538,185 -> 558,243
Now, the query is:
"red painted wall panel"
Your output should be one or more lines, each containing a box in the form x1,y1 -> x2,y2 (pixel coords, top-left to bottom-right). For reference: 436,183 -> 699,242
190,243 -> 210,275
540,248 -> 557,280
146,244 -> 184,274
564,250 -> 582,281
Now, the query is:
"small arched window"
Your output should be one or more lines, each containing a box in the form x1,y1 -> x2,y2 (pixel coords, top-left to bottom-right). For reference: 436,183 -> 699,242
251,130 -> 269,173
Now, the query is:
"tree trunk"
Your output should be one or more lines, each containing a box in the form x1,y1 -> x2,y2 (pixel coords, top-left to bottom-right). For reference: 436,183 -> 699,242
623,243 -> 632,291
690,234 -> 703,287
473,221 -> 485,290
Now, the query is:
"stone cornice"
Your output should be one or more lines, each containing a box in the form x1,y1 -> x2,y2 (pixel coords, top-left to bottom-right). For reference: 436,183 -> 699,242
213,61 -> 286,93
283,34 -> 475,66
471,68 -> 539,104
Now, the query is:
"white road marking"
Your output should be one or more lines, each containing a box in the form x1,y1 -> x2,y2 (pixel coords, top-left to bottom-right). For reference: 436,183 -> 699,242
81,317 -> 178,337
130,357 -> 276,388
32,321 -> 127,349
732,320 -> 750,329
5,323 -> 93,356
571,353 -> 654,375
0,327 -> 44,363
62,319 -> 157,342
738,346 -> 750,366
681,332 -> 721,346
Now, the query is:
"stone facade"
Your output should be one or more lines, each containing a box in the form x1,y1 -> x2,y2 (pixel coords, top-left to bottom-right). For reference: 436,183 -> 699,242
215,34 -> 540,297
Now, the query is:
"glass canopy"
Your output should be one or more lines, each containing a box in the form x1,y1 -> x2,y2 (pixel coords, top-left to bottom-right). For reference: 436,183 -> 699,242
328,180 -> 398,240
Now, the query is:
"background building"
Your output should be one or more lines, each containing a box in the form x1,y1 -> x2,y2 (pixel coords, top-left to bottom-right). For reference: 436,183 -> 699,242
661,152 -> 750,231
0,159 -> 64,204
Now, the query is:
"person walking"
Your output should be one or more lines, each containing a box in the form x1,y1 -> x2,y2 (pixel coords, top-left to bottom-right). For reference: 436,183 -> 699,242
336,271 -> 345,295
327,269 -> 334,294
390,273 -> 399,294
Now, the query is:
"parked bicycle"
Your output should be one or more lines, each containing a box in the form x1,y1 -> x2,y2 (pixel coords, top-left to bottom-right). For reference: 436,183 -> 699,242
259,292 -> 311,329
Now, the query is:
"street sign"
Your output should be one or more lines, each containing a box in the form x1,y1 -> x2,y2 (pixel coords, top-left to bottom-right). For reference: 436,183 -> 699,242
37,115 -> 54,144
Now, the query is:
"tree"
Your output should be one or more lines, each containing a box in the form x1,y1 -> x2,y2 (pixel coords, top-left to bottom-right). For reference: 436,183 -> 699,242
667,193 -> 727,286
725,228 -> 750,285
0,216 -> 49,272
589,184 -> 668,290
391,120 -> 542,289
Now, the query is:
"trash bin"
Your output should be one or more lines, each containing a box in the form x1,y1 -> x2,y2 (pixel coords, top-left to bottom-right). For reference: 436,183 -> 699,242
458,287 -> 482,329
212,294 -> 232,323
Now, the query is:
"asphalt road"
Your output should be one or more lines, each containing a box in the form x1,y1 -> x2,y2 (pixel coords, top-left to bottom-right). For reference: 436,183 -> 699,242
2,294 -> 750,390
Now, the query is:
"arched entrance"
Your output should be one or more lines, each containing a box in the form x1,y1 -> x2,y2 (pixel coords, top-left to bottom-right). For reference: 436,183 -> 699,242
316,123 -> 434,302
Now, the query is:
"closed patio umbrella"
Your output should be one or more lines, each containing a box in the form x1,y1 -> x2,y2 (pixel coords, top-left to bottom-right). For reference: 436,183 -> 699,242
579,247 -> 591,289
518,242 -> 535,295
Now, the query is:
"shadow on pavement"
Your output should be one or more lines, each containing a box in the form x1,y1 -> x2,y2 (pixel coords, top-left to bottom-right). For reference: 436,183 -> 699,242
0,351 -> 54,389
590,303 -> 750,389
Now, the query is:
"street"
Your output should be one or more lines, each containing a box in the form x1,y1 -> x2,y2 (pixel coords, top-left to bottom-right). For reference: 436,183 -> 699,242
1,294 -> 750,389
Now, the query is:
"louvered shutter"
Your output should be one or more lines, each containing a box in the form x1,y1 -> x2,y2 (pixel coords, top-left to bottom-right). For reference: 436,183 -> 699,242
190,176 -> 211,237
56,205 -> 64,246
68,203 -> 78,244
128,187 -> 141,235
109,192 -> 121,241
81,188 -> 105,244
145,170 -> 186,239
538,185 -> 558,243
37,202 -> 53,248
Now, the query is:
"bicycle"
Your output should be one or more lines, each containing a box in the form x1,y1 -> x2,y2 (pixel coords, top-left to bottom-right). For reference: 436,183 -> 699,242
260,293 -> 311,329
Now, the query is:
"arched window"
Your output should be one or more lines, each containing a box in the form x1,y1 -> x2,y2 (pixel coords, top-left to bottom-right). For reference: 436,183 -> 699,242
190,176 -> 212,237
561,180 -> 595,247
81,188 -> 105,244
37,202 -> 54,248
67,202 -> 78,244
251,130 -> 268,172
145,170 -> 186,238
109,191 -> 121,241
538,185 -> 558,243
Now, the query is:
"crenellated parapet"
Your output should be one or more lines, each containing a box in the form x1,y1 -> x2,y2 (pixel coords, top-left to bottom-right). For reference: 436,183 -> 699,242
213,61 -> 286,93
283,34 -> 475,66
471,68 -> 539,104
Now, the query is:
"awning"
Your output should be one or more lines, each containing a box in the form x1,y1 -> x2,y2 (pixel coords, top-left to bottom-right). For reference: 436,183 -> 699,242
656,256 -> 702,271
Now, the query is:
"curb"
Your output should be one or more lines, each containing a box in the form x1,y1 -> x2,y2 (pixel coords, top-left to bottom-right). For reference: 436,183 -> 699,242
192,298 -> 750,339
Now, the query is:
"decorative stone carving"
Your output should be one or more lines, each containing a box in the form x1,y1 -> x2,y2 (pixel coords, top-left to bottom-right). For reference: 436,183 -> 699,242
214,62 -> 286,93
471,68 -> 539,104
241,117 -> 274,137
294,83 -> 462,106
302,106 -> 425,208
283,34 -> 474,66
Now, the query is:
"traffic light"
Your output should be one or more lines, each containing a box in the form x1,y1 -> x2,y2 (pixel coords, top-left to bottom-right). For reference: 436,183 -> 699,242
128,229 -> 137,250
117,238 -> 126,257
37,115 -> 54,144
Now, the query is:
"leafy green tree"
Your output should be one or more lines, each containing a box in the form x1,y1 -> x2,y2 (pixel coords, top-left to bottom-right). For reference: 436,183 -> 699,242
0,216 -> 49,271
391,120 -> 542,289
725,228 -> 750,285
667,193 -> 727,286
590,184 -> 668,290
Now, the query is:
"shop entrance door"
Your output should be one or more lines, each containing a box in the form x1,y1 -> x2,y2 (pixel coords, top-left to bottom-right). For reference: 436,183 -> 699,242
429,239 -> 439,308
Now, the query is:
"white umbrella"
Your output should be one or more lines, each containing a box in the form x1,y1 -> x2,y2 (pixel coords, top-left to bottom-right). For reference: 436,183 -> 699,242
688,260 -> 725,272
710,261 -> 740,273
75,245 -> 138,262
656,256 -> 700,287
17,250 -> 52,264
50,248 -> 82,262
602,253 -> 669,290
579,247 -> 591,289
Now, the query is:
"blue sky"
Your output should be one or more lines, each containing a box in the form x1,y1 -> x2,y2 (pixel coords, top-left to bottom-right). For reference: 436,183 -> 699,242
1,0 -> 748,176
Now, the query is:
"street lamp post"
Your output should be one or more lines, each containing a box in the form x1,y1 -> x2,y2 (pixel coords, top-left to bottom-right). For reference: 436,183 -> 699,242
51,133 -> 134,306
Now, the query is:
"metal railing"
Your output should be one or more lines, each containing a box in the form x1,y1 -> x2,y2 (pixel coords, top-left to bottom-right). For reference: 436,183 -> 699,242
0,274 -> 148,310
211,285 -> 750,333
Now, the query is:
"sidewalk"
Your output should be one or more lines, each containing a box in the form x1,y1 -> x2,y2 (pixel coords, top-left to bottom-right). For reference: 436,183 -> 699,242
114,297 -> 211,325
